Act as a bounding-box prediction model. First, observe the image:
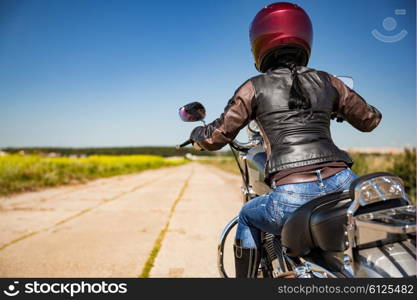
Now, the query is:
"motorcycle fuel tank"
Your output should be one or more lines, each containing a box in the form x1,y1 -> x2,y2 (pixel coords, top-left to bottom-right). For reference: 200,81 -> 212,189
245,145 -> 271,196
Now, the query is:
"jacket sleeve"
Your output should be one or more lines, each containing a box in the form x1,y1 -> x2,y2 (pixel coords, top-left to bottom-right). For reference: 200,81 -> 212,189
330,75 -> 382,132
190,80 -> 256,151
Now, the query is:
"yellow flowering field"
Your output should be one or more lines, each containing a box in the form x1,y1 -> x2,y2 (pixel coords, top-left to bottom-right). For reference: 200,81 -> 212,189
0,155 -> 186,196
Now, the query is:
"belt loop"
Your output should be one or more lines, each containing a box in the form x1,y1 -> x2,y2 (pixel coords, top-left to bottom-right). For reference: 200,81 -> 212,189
316,169 -> 325,190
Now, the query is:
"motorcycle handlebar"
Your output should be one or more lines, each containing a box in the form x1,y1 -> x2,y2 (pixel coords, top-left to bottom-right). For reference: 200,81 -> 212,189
176,136 -> 261,151
230,138 -> 261,151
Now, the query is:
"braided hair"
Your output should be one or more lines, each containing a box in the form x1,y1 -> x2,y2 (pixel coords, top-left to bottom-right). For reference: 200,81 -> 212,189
261,47 -> 311,110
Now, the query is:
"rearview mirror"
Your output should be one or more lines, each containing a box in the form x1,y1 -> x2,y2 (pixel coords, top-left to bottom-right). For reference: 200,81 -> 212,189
179,102 -> 206,122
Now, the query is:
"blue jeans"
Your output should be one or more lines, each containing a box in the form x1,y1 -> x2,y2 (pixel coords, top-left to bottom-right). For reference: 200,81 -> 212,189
235,168 -> 358,248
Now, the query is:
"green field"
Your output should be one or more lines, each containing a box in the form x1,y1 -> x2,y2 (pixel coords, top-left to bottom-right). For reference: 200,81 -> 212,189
0,154 -> 187,196
3,146 -> 220,157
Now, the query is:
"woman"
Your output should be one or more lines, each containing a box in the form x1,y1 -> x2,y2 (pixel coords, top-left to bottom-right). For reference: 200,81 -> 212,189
189,2 -> 381,277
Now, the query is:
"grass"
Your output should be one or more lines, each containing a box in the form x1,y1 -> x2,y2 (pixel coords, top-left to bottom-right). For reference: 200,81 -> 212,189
0,154 -> 187,196
198,157 -> 240,175
349,153 -> 395,175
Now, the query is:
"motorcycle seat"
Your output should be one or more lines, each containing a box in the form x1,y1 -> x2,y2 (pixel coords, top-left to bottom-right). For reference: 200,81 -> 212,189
281,188 -> 409,257
281,190 -> 351,257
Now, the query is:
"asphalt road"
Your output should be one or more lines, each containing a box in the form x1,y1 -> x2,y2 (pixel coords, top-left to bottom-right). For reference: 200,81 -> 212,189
0,163 -> 242,277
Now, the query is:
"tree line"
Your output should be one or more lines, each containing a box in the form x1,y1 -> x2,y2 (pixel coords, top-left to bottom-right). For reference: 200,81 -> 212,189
2,146 -> 226,157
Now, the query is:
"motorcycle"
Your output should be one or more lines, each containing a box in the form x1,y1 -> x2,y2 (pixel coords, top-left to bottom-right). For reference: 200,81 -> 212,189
177,78 -> 416,278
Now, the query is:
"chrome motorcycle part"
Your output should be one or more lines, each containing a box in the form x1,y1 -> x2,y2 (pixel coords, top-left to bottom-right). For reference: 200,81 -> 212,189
356,205 -> 416,235
241,185 -> 257,201
217,216 -> 239,278
353,174 -> 408,206
230,136 -> 262,151
342,254 -> 354,277
354,239 -> 416,277
345,174 -> 412,277
298,259 -> 338,278
248,120 -> 260,134
295,265 -> 312,278
275,260 -> 337,278
263,233 -> 289,278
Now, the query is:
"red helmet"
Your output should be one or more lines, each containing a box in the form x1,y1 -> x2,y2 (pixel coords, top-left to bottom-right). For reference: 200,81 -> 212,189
250,2 -> 313,72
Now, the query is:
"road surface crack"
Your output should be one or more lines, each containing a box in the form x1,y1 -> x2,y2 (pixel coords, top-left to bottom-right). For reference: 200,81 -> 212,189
139,168 -> 193,278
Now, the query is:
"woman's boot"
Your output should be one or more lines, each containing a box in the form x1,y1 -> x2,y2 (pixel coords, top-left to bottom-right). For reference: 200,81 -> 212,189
233,239 -> 261,278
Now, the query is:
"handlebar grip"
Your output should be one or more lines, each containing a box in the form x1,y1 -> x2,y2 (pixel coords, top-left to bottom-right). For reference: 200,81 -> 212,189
176,139 -> 193,150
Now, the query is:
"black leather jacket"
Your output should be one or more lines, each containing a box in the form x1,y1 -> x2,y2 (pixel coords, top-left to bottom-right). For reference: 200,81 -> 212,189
191,66 -> 382,181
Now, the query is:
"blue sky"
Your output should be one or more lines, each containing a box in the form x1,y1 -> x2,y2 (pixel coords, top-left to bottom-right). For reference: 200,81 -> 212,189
0,0 -> 415,149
